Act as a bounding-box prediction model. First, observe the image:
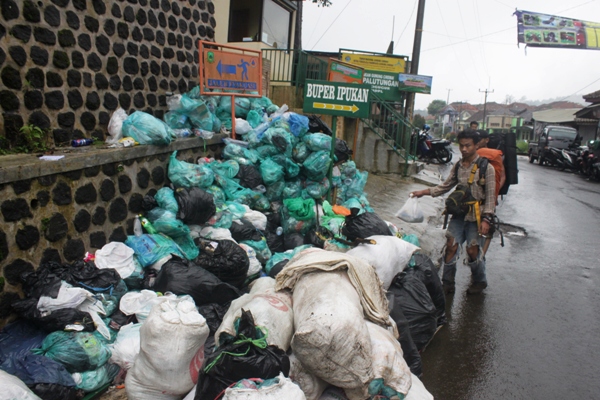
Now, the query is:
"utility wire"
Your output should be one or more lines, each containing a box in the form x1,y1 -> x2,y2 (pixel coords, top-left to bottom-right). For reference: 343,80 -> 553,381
556,77 -> 600,102
472,0 -> 491,79
456,0 -> 484,87
395,0 -> 418,44
309,0 -> 354,50
306,6 -> 325,46
422,27 -> 513,51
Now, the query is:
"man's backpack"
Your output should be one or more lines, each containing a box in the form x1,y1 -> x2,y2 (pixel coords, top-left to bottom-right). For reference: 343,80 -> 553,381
477,148 -> 504,201
445,158 -> 488,216
487,132 -> 518,195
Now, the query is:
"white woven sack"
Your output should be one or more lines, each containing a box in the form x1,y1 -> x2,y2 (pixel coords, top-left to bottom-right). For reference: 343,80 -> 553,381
222,373 -> 306,400
289,352 -> 328,400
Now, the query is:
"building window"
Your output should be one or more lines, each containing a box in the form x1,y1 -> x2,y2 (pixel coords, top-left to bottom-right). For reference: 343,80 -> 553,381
228,0 -> 292,49
490,123 -> 500,127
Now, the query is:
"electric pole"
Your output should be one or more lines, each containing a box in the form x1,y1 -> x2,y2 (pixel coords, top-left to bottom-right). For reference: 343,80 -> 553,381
446,88 -> 452,105
480,88 -> 494,130
405,0 -> 426,122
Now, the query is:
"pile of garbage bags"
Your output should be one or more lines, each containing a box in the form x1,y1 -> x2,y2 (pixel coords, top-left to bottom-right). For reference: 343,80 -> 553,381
1,93 -> 443,400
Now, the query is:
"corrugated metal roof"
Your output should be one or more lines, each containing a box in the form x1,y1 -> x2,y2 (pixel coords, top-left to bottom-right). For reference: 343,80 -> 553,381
531,108 -> 581,123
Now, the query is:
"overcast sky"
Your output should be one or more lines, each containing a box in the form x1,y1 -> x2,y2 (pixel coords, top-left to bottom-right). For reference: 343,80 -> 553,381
301,0 -> 600,110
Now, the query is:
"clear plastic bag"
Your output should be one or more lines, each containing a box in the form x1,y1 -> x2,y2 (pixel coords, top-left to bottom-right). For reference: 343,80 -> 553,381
395,196 -> 424,223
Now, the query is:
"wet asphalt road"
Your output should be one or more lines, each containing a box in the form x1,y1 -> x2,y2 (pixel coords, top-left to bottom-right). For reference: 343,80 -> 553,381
420,156 -> 600,399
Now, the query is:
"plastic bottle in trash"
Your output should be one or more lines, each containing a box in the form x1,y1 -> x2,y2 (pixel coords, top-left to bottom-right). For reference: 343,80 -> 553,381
254,185 -> 267,194
72,138 -> 94,147
140,217 -> 158,234
172,129 -> 192,138
276,227 -> 283,236
134,215 -> 143,237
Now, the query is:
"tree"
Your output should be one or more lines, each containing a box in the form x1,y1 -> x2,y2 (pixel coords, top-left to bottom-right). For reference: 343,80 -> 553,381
427,100 -> 447,116
413,114 -> 426,128
505,94 -> 515,104
312,0 -> 332,5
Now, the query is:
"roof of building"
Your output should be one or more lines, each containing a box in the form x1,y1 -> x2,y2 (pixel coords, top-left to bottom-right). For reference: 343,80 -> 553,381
531,108 -> 581,123
583,89 -> 600,103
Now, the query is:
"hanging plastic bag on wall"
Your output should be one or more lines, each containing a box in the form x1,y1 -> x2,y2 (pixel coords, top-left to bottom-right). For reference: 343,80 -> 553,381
106,108 -> 128,145
395,196 -> 424,223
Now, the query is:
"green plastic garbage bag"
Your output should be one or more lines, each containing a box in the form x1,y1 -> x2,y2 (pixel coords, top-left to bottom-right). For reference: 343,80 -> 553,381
303,150 -> 332,181
218,96 -> 251,118
264,245 -> 313,275
122,111 -> 174,145
265,181 -> 285,202
164,111 -> 191,129
209,160 -> 240,179
402,234 -> 421,267
250,96 -> 274,112
252,193 -> 271,211
223,143 -> 259,165
283,180 -> 302,199
206,185 -> 226,205
32,331 -> 111,373
216,108 -> 232,130
345,170 -> 369,199
168,151 -> 215,188
263,127 -> 294,156
240,238 -> 272,265
303,132 -> 331,151
73,363 -> 120,393
284,158 -> 300,179
260,158 -> 284,186
284,197 -> 316,221
149,209 -> 199,260
247,110 -> 263,128
256,145 -> 279,160
305,177 -> 331,199
213,174 -> 245,200
293,142 -> 311,163
155,187 -> 179,214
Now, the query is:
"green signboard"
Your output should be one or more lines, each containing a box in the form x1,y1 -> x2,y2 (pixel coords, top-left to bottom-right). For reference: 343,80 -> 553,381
303,80 -> 370,119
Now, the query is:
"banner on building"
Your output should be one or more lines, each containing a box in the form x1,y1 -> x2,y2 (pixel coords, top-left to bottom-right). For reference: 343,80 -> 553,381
398,74 -> 432,94
339,50 -> 408,102
514,10 -> 600,50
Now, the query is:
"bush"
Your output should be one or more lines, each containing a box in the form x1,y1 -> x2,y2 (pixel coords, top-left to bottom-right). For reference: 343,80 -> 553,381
516,140 -> 528,154
445,132 -> 457,142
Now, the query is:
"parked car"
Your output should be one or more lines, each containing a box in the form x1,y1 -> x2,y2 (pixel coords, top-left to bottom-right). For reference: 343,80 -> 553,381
528,125 -> 580,165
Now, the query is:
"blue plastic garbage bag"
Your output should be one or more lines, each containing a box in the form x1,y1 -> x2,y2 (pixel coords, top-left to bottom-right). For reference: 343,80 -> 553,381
122,111 -> 174,145
125,233 -> 185,268
287,113 -> 309,137
0,320 -> 76,387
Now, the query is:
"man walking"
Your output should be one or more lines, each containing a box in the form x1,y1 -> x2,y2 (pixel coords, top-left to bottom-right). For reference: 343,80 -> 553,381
411,130 -> 496,295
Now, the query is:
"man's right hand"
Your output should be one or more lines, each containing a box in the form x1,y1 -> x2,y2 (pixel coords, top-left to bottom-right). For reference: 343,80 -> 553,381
410,189 -> 429,198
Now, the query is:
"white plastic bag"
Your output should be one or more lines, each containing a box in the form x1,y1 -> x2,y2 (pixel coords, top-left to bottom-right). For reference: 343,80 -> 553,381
347,236 -> 420,290
239,243 -> 262,276
95,242 -> 137,279
190,225 -> 236,242
395,196 -> 424,223
289,352 -> 328,400
405,373 -> 434,400
0,370 -> 42,400
109,323 -> 142,370
106,108 -> 128,145
235,118 -> 252,134
346,322 -> 412,400
216,277 -> 293,351
243,207 -> 268,231
126,297 -> 209,400
119,290 -> 176,322
222,373 -> 306,400
37,281 -> 94,316
291,270 -> 373,392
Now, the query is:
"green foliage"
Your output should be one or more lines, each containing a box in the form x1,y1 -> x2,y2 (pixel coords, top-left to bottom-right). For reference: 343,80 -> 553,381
412,114 -> 426,129
19,124 -> 48,153
427,100 -> 447,116
516,140 -> 528,153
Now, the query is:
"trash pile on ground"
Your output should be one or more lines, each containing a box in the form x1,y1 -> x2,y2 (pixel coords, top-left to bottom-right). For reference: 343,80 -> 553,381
0,90 -> 446,400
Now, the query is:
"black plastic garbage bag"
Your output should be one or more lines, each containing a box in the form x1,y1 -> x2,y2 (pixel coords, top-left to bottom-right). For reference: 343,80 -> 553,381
148,256 -> 242,305
342,209 -> 392,241
11,298 -> 96,332
308,115 -> 333,135
229,218 -> 263,242
236,164 -> 264,189
30,383 -> 79,400
304,227 -> 333,249
141,194 -> 158,211
284,233 -> 305,250
194,240 -> 249,289
264,230 -> 285,254
335,138 -> 353,163
388,269 -> 437,352
265,212 -> 282,232
108,309 -> 137,331
197,302 -> 231,335
413,254 -> 446,326
175,187 -> 216,225
387,293 -> 423,377
0,320 -> 77,388
267,260 -> 288,278
195,310 -> 290,400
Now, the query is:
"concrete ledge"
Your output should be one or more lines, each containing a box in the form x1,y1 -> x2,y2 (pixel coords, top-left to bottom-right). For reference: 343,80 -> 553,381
0,134 -> 227,184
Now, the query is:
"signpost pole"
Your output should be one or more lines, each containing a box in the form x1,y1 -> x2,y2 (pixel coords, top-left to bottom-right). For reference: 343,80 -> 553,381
328,116 -> 338,204
231,95 -> 236,139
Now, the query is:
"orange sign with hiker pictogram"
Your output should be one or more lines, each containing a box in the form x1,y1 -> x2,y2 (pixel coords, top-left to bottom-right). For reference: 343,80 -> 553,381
201,44 -> 262,93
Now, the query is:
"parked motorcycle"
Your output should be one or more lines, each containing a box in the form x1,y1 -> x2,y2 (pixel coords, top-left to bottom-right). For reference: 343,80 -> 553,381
413,125 -> 453,164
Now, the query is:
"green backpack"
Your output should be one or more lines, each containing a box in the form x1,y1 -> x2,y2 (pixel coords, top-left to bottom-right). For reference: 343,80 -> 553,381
445,158 -> 488,216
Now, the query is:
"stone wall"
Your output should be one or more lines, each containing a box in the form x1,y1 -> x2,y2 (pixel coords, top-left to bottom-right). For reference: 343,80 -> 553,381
0,137 -> 223,322
0,0 -> 216,149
